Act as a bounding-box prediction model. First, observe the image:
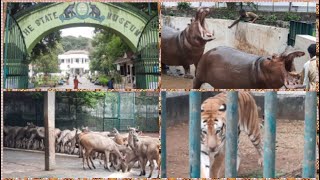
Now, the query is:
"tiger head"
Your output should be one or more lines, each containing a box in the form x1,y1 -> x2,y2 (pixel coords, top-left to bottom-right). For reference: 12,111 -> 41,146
201,94 -> 227,153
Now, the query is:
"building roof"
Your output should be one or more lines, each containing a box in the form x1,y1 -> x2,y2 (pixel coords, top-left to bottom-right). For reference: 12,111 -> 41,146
62,50 -> 89,55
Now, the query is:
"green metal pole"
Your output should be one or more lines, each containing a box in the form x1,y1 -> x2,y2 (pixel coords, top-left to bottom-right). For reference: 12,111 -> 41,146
302,92 -> 317,178
225,91 -> 239,177
103,95 -> 106,131
161,91 -> 167,178
4,3 -> 12,88
117,92 -> 121,130
189,91 -> 201,178
263,91 -> 277,178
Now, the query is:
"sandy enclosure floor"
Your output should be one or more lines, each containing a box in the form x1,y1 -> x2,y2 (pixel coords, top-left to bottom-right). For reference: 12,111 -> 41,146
166,119 -> 314,178
161,75 -> 193,89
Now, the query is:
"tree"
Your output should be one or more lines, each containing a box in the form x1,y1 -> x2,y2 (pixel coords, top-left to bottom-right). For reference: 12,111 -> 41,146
130,3 -> 158,16
90,29 -> 130,75
61,36 -> 92,52
177,2 -> 191,11
31,42 -> 64,75
56,92 -> 106,108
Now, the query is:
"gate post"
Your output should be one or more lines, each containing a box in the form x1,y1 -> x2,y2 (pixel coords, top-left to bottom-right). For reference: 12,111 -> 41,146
263,91 -> 277,178
44,91 -> 56,170
189,91 -> 201,178
302,91 -> 317,178
161,91 -> 167,178
225,91 -> 239,177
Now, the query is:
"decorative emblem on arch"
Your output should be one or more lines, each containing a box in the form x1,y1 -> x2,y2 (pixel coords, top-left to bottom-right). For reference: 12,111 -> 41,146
59,2 -> 105,23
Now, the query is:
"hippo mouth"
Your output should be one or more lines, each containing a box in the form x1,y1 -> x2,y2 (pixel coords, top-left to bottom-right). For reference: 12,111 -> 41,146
283,51 -> 305,89
196,7 -> 214,41
284,51 -> 305,72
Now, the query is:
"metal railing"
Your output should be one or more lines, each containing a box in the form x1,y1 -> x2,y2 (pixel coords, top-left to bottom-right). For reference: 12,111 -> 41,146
135,15 -> 159,89
4,6 -> 29,89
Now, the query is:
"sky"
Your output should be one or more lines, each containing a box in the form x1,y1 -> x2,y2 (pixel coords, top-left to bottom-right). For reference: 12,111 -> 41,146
60,27 -> 95,39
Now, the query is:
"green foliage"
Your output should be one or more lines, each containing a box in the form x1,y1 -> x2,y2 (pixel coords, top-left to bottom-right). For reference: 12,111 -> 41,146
283,12 -> 301,21
177,2 -> 191,11
265,14 -> 278,23
61,36 -> 92,52
30,31 -> 62,62
245,2 -> 258,11
90,30 -> 129,75
56,92 -> 106,108
98,75 -> 109,86
130,3 -> 158,16
31,42 -> 64,75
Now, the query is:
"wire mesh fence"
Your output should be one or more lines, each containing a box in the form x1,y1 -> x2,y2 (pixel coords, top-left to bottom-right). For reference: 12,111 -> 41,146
4,91 -> 159,132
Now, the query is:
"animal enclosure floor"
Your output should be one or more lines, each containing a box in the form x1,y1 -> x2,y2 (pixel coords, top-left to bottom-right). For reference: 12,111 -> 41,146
3,148 -> 159,178
166,119 -> 311,178
161,75 -> 193,89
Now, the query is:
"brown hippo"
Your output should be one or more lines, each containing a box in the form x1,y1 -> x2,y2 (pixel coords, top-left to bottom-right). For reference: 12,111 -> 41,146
161,7 -> 214,78
193,46 -> 305,89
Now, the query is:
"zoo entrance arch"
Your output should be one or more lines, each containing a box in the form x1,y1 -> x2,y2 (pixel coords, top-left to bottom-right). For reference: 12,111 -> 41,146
4,2 -> 159,89
16,2 -> 149,53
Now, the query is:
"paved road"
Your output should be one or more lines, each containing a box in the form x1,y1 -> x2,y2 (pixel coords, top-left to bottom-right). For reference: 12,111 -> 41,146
39,76 -> 106,90
39,76 -> 133,90
3,149 -> 159,178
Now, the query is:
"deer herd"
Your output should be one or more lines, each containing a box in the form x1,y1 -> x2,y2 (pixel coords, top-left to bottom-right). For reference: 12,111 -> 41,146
3,122 -> 160,178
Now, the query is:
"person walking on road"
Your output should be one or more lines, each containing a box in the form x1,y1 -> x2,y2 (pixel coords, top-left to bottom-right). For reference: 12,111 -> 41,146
107,78 -> 115,89
73,76 -> 82,89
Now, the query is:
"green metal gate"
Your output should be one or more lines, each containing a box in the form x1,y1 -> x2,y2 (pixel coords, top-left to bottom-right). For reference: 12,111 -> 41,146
288,21 -> 316,46
3,6 -> 29,89
135,15 -> 159,89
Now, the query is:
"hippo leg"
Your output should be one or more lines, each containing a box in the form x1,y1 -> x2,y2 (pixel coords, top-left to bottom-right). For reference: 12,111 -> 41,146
193,77 -> 203,89
183,65 -> 193,79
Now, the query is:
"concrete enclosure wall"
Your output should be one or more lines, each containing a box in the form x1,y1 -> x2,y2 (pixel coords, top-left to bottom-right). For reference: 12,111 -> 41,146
162,16 -> 289,56
162,16 -> 296,75
293,35 -> 317,72
165,92 -> 306,127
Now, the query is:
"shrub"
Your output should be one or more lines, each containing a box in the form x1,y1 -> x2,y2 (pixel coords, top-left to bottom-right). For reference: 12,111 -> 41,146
283,12 -> 301,21
177,2 -> 191,11
99,77 -> 109,86
265,14 -> 278,24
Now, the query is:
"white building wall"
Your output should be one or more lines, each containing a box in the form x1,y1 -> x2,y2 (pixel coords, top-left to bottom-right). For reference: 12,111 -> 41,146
58,53 -> 90,76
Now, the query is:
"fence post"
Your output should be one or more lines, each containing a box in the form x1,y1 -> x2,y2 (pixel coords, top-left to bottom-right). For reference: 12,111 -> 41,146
161,91 -> 167,178
302,91 -> 317,178
225,91 -> 239,177
189,91 -> 201,178
44,91 -> 55,170
263,91 -> 277,178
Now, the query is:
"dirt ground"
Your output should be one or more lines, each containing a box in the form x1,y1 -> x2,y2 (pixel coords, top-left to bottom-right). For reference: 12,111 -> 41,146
166,119 -> 315,178
161,75 -> 193,89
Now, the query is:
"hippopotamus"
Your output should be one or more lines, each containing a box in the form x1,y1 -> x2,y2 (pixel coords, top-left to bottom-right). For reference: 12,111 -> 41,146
161,7 -> 215,78
193,46 -> 305,89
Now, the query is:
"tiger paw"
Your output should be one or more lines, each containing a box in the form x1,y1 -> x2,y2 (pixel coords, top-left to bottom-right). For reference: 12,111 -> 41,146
258,158 -> 263,167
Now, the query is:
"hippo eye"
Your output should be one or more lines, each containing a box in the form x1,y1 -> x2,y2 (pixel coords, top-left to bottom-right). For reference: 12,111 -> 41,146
219,104 -> 226,111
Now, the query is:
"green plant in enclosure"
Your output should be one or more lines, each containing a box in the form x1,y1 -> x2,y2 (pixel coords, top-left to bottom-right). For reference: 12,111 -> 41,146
265,14 -> 278,24
177,2 -> 191,11
283,12 -> 301,21
56,92 -> 106,108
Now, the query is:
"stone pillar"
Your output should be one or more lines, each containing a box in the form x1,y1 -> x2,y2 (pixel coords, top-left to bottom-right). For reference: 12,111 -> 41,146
44,91 -> 55,170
